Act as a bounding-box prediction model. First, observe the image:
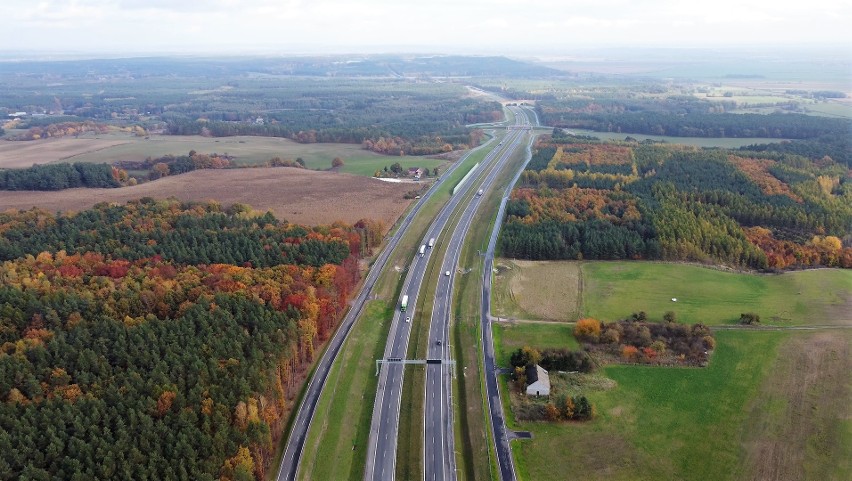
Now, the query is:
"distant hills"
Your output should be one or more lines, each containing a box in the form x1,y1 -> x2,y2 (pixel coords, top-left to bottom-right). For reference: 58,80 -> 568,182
0,54 -> 562,78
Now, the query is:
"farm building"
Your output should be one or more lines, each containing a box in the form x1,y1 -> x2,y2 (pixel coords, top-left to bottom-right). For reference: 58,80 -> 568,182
525,364 -> 551,397
408,167 -> 424,179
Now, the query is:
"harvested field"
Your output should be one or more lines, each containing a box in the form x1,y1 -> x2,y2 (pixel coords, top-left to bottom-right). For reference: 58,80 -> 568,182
493,259 -> 581,321
0,167 -> 414,228
0,137 -> 130,168
742,331 -> 852,481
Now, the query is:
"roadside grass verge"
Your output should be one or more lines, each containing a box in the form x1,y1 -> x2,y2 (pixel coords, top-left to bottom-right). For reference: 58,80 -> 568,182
582,262 -> 852,326
297,301 -> 392,481
373,142 -> 494,299
396,214 -> 456,480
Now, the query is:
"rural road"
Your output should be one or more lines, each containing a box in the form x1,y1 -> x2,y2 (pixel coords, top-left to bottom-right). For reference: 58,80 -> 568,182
275,132 -> 492,481
365,108 -> 529,481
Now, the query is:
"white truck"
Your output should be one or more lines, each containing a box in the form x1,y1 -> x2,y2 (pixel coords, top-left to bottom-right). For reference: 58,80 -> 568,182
419,245 -> 426,257
400,295 -> 409,312
428,238 -> 435,248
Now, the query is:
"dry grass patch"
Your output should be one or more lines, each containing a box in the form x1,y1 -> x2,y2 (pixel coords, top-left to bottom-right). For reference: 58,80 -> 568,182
0,137 -> 131,168
493,259 -> 581,321
0,167 -> 413,229
742,331 -> 852,481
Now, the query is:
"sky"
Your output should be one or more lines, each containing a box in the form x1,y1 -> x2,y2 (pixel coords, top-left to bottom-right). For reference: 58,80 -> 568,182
2,0 -> 851,56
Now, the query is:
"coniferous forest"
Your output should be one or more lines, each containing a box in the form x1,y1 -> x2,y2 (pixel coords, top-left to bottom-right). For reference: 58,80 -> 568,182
500,135 -> 852,270
0,199 -> 365,480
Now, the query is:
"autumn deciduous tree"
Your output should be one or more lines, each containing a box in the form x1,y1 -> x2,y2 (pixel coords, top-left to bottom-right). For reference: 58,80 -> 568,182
156,390 -> 176,417
151,162 -> 170,179
545,403 -> 560,421
331,157 -> 345,168
574,318 -> 602,342
0,200 -> 367,480
621,345 -> 640,361
509,346 -> 541,368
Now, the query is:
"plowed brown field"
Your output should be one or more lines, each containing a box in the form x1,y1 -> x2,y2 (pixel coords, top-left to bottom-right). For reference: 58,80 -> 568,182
0,167 -> 414,228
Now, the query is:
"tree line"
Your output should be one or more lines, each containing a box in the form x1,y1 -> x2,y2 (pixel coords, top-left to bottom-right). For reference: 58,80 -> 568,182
537,99 -> 851,140
500,139 -> 851,270
0,163 -> 127,191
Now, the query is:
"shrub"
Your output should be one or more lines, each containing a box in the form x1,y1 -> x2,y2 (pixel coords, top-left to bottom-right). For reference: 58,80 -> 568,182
739,312 -> 760,325
574,318 -> 602,342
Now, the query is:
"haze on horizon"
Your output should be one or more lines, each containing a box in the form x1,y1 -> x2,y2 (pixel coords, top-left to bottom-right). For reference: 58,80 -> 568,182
2,0 -> 851,57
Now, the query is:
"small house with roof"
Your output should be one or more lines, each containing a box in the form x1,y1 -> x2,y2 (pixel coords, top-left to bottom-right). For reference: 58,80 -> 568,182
525,364 -> 551,397
408,167 -> 424,180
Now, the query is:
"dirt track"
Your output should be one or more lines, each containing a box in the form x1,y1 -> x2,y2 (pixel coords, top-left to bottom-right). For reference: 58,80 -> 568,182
0,167 -> 415,228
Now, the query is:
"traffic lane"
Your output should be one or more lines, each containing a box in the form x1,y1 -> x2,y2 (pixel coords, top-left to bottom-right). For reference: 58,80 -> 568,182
424,134 -> 522,478
372,234 -> 436,481
363,137 -> 502,481
372,128 -> 517,479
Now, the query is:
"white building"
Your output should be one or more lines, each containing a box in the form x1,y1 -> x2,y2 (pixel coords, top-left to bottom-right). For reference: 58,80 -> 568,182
525,364 -> 551,397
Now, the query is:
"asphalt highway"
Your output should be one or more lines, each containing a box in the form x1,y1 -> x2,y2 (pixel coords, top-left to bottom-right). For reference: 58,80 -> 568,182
480,108 -> 538,481
423,110 -> 531,481
275,134 -> 488,481
365,111 -> 528,481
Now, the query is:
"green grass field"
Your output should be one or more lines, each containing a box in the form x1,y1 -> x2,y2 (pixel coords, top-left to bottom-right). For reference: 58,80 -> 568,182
494,260 -> 851,480
505,329 -> 789,481
582,262 -> 852,326
62,133 -> 444,176
802,102 -> 852,119
492,322 -> 579,367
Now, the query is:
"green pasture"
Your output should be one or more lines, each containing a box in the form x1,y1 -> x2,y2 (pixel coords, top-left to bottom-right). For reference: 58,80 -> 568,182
581,262 -> 851,326
504,329 -> 789,481
802,102 -> 852,119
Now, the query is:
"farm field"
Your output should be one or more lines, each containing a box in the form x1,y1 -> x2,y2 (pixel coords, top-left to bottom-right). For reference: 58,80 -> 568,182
0,167 -> 415,228
0,136 -> 131,168
494,260 -> 851,480
0,132 -> 445,177
492,259 -> 581,321
493,259 -> 852,326
582,262 -> 852,326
